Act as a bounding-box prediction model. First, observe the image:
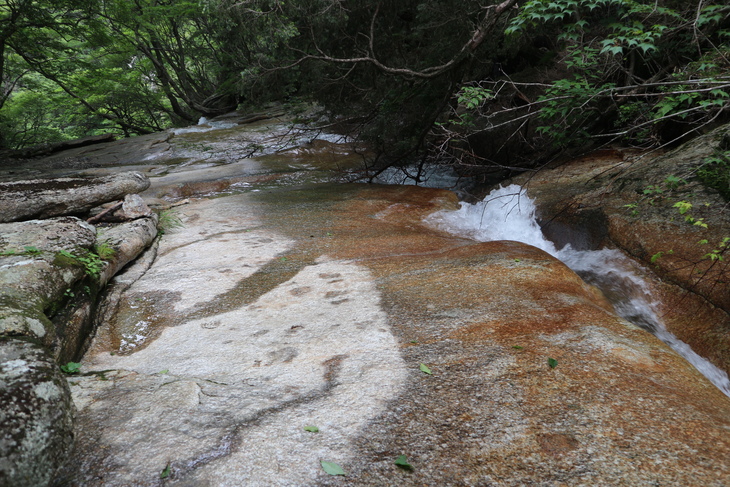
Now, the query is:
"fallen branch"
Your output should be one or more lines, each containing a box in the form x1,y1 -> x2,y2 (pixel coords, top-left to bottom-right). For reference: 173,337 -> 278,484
87,201 -> 123,224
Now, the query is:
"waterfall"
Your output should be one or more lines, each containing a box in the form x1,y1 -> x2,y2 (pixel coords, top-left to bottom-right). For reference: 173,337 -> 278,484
427,184 -> 730,397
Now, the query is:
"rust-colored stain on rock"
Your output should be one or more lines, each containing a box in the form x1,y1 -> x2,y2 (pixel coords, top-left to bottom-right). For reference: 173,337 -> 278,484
537,433 -> 580,457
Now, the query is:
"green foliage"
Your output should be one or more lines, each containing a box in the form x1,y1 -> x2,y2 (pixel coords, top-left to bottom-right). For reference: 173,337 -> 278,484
626,173 -> 714,229
664,175 -> 686,191
697,150 -> 730,200
157,209 -> 184,236
419,363 -> 432,375
160,464 -> 171,479
704,237 -> 729,262
535,77 -> 615,147
303,426 -> 319,433
320,461 -> 345,476
0,0 -> 248,147
506,0 -> 579,35
0,246 -> 42,257
672,200 -> 692,215
394,454 -> 413,470
0,82 -> 71,149
94,241 -> 116,260
672,200 -> 708,227
650,250 -> 672,265
60,362 -> 81,374
506,0 -> 730,148
547,357 -> 558,369
457,86 -> 494,110
57,249 -> 105,278
623,202 -> 639,217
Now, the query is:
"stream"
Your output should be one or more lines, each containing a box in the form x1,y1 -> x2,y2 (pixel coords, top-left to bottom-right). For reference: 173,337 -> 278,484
427,184 -> 730,397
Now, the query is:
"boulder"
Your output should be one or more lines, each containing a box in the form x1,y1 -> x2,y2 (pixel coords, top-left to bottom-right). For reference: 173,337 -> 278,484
0,338 -> 74,487
0,172 -> 150,223
0,214 -> 158,361
95,215 -> 158,286
0,218 -> 95,349
0,214 -> 158,487
117,194 -> 153,220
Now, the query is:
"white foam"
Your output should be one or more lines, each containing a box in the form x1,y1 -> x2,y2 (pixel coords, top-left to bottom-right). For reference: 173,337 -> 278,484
171,119 -> 237,135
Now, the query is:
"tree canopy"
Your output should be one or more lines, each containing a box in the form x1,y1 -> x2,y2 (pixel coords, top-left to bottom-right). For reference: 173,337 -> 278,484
1,0 -> 728,182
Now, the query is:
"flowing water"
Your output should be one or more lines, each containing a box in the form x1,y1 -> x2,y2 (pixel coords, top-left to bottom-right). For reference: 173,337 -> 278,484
427,184 -> 730,397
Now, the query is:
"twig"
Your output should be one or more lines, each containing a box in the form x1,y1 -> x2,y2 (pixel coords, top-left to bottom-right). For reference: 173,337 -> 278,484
87,201 -> 123,224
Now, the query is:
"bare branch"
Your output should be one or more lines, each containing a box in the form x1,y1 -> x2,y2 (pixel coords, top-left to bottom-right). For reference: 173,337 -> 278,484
290,0 -> 519,80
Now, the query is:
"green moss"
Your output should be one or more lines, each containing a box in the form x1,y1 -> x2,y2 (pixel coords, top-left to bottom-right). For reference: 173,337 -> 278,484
53,250 -> 104,278
52,252 -> 79,269
697,150 -> 730,201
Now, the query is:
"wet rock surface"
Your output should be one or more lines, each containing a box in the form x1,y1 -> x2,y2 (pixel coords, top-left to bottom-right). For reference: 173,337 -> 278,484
58,183 -> 730,486
1,113 -> 729,486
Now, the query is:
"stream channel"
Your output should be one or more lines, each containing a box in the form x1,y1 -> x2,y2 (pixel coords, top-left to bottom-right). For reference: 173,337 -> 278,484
427,185 -> 730,397
80,112 -> 729,398
45,113 -> 730,485
112,112 -> 730,396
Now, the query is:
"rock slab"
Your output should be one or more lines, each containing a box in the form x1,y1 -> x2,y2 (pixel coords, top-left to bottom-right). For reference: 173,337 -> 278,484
0,171 -> 150,222
57,184 -> 730,486
0,339 -> 74,487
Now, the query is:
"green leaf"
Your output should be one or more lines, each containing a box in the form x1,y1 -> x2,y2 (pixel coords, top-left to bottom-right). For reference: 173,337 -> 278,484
160,464 -> 171,479
547,358 -> 558,369
512,345 -> 524,350
637,42 -> 656,53
159,369 -> 169,374
673,201 -> 692,215
320,461 -> 346,476
419,363 -> 432,375
304,426 -> 319,433
394,454 -> 413,470
60,362 -> 81,374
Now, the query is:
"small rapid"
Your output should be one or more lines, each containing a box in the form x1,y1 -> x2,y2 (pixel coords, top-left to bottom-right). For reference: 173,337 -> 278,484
427,184 -> 730,397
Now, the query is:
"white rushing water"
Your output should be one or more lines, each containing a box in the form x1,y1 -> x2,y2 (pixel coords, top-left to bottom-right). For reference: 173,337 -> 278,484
427,184 -> 730,397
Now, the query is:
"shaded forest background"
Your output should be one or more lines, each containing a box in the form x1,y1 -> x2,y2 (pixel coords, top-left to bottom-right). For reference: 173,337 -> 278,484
1,0 -> 729,184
